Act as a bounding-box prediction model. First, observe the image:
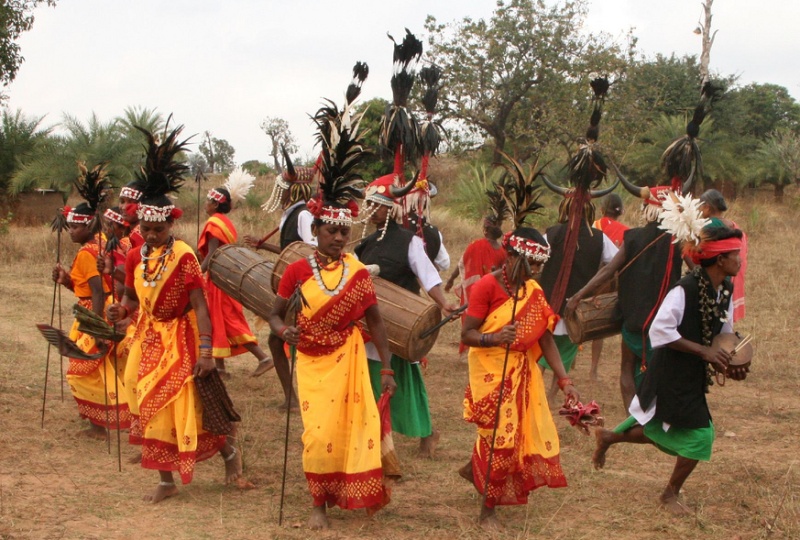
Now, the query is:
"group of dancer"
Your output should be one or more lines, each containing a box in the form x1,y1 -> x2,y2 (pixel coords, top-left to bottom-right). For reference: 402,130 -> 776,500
48,34 -> 750,532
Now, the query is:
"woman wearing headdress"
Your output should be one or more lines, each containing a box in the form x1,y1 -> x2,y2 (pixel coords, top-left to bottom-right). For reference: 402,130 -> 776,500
107,122 -> 241,503
119,179 -> 146,248
198,167 -> 273,379
459,157 -> 579,530
52,162 -> 131,438
268,95 -> 397,530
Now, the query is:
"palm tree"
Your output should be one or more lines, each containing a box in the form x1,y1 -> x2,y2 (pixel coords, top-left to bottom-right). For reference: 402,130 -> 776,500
0,109 -> 50,195
750,128 -> 800,202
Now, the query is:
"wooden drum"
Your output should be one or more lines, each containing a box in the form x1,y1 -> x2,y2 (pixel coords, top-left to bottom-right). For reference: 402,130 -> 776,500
564,291 -> 622,344
207,244 -> 276,320
272,242 -> 442,362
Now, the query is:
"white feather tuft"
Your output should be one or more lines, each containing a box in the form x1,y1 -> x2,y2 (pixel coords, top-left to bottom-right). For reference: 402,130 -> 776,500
658,192 -> 709,244
225,167 -> 256,202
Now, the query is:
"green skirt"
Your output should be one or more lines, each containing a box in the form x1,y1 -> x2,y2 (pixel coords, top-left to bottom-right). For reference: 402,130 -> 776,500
368,356 -> 432,438
621,327 -> 652,388
538,334 -> 579,372
614,416 -> 715,462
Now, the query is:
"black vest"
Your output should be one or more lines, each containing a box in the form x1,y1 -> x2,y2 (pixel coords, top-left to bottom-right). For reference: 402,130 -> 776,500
539,222 -> 604,315
404,217 -> 441,265
618,221 -> 683,334
355,221 -> 420,294
279,203 -> 308,250
637,271 -> 732,429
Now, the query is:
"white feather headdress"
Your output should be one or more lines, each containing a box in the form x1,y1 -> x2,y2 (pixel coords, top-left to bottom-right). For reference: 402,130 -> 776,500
658,192 -> 710,245
224,167 -> 256,203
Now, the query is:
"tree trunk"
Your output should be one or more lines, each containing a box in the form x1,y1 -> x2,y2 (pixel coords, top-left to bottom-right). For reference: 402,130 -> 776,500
270,140 -> 282,173
492,132 -> 506,164
774,182 -> 785,203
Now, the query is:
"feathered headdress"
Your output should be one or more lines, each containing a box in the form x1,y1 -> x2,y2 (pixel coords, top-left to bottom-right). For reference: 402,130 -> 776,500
346,61 -> 369,106
306,72 -> 370,226
261,146 -> 316,212
402,64 -> 445,235
134,118 -> 192,222
661,81 -> 722,194
485,183 -> 510,227
543,78 -> 619,313
64,161 -> 111,227
208,167 -> 255,206
380,29 -> 423,179
494,152 -> 550,263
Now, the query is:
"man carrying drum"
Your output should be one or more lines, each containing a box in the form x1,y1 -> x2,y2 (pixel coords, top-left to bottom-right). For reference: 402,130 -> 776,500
592,224 -> 747,516
356,174 -> 458,459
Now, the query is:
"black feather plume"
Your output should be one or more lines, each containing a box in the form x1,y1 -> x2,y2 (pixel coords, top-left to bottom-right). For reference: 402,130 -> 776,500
51,208 -> 68,232
345,61 -> 369,105
495,151 -> 546,229
485,183 -> 510,227
381,29 -> 423,163
134,118 -> 192,200
74,161 -> 111,213
418,65 -> 445,156
567,77 -> 610,191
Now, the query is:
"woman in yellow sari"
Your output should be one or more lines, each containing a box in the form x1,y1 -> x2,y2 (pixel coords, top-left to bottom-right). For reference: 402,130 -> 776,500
52,163 -> 130,439
460,226 -> 579,530
107,123 -> 241,503
269,92 -> 396,529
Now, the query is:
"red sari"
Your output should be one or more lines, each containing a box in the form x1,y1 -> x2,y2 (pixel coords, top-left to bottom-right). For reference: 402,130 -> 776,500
197,213 -> 258,358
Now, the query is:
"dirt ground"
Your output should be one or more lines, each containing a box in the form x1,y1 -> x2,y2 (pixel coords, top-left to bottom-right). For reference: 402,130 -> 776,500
0,194 -> 797,540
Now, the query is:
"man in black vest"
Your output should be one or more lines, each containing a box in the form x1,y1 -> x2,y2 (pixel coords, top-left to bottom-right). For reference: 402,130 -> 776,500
592,226 -> 746,515
537,209 -> 618,397
566,186 -> 683,410
356,174 -> 458,458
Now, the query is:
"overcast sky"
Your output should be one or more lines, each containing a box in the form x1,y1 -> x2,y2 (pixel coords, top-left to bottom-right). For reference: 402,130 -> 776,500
6,0 -> 799,164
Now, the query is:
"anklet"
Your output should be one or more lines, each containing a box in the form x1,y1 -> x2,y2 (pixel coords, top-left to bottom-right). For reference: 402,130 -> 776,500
158,481 -> 176,487
223,448 -> 237,462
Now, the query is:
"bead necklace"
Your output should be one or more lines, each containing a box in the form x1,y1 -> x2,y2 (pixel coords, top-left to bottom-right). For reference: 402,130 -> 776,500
501,265 -> 527,300
140,237 -> 175,288
308,252 -> 349,296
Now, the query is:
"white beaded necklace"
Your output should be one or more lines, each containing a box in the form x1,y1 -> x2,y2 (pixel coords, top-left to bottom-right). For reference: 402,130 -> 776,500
308,253 -> 349,296
140,237 -> 175,288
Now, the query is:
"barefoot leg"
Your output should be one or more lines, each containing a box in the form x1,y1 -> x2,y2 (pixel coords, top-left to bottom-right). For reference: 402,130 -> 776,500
269,334 -> 298,409
479,504 -> 503,531
143,471 -> 179,503
591,339 -> 603,382
215,358 -> 231,380
244,342 -> 274,377
419,430 -> 440,459
458,460 -> 474,484
79,422 -> 109,440
620,342 -> 638,411
307,504 -> 330,530
128,452 -> 142,464
592,424 -> 649,470
658,457 -> 698,515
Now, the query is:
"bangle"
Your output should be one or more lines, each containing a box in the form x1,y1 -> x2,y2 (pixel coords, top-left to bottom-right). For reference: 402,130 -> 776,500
279,326 -> 289,339
557,377 -> 574,391
479,333 -> 487,347
199,333 -> 212,338
380,369 -> 394,376
199,344 -> 212,350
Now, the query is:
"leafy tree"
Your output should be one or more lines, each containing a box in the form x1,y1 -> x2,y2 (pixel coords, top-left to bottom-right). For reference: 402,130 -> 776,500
0,108 -> 49,194
0,1 -> 57,97
187,152 -> 208,177
424,0 -> 626,162
240,159 -> 273,177
750,127 -> 800,202
714,83 -> 800,140
198,131 -> 235,173
355,98 -> 392,179
260,116 -> 297,172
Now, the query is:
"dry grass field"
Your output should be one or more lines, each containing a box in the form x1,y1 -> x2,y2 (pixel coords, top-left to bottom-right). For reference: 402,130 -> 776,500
0,186 -> 797,540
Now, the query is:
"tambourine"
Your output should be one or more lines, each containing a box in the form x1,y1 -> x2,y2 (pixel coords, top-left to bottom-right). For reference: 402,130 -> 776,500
711,333 -> 753,385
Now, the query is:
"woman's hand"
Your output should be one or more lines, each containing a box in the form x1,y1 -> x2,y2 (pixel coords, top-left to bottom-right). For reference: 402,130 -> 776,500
52,263 -> 70,286
106,303 -> 127,323
194,350 -> 215,378
114,318 -> 132,333
96,254 -> 113,275
281,325 -> 300,346
562,384 -> 580,408
381,374 -> 397,397
495,323 -> 518,345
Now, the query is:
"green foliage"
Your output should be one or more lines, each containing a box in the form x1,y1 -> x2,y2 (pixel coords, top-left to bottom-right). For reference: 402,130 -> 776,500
260,116 -> 297,172
240,159 -> 273,177
448,162 -> 504,221
0,211 -> 12,235
198,132 -> 235,174
0,109 -> 49,194
355,98 -> 392,180
0,1 -> 57,94
425,0 -> 627,161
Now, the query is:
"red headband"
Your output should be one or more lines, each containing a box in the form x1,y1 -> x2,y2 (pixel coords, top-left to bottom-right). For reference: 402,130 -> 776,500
688,237 -> 742,264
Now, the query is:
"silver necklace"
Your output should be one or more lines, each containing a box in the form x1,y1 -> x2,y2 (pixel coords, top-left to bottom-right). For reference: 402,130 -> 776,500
308,253 -> 349,296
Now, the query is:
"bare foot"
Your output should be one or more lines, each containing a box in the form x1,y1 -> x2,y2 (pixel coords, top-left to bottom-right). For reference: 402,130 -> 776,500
660,494 -> 692,516
143,482 -> 178,503
307,505 -> 330,530
78,425 -> 108,441
592,428 -> 613,470
251,358 -> 274,377
419,430 -> 441,459
278,399 -> 300,412
479,507 -> 503,531
458,461 -> 474,484
217,369 -> 231,381
223,448 -> 243,485
128,452 -> 142,464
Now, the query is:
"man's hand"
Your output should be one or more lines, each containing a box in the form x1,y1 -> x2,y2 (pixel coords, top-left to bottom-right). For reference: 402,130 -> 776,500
242,235 -> 261,249
381,375 -> 397,397
565,295 -> 581,317
702,346 -> 731,374
280,326 -> 300,346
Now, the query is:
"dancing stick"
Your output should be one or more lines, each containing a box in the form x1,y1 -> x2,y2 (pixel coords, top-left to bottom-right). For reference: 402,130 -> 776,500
480,256 -> 527,510
96,225 -> 111,454
42,209 -> 68,427
106,238 -> 123,471
195,167 -> 205,247
278,284 -> 308,526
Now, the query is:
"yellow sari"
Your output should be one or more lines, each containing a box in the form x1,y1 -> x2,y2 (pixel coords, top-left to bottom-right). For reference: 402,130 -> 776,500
66,241 -> 131,429
464,278 -> 566,507
125,239 -> 225,483
279,253 -> 386,510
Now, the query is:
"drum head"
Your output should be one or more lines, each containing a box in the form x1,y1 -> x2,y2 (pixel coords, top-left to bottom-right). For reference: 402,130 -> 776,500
712,333 -> 753,367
